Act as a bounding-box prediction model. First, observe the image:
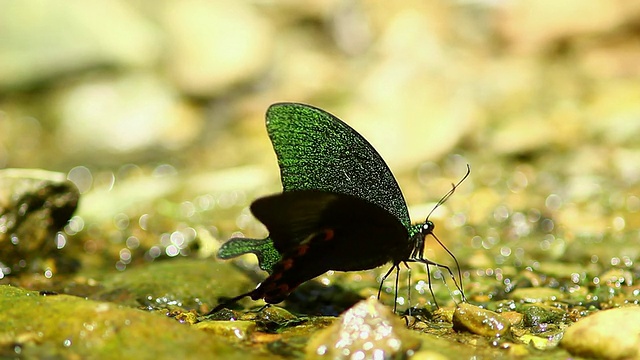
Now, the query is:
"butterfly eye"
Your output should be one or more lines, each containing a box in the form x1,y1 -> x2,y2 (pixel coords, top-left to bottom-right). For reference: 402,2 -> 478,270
421,220 -> 435,235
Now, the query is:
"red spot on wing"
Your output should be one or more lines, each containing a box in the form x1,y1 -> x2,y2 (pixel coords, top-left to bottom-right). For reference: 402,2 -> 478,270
281,258 -> 294,270
297,244 -> 310,256
252,230 -> 337,304
323,228 -> 335,241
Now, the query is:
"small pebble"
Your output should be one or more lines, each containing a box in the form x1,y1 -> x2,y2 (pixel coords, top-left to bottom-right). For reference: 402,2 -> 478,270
499,311 -> 523,326
194,320 -> 255,341
452,303 -> 511,338
521,304 -> 565,327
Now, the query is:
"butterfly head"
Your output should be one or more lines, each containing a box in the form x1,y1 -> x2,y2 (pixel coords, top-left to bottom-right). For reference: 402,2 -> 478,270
420,220 -> 435,236
409,165 -> 470,261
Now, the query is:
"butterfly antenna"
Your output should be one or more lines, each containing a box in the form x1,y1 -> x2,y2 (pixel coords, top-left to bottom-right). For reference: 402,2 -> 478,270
415,164 -> 470,304
425,164 -> 471,222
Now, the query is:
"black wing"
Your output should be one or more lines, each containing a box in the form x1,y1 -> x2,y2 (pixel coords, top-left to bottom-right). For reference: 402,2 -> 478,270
250,190 -> 410,271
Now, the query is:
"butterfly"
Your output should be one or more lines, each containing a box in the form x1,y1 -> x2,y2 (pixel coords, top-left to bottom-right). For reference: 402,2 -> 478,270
211,103 -> 468,314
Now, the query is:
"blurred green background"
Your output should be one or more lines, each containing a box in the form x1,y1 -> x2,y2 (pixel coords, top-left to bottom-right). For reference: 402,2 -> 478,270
1,0 -> 639,297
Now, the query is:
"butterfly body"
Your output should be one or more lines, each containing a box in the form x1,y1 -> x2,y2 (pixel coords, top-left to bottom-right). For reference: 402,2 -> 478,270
212,103 -> 466,313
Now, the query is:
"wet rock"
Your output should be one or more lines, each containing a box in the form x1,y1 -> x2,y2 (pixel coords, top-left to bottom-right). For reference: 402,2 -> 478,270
509,287 -> 564,303
93,258 -> 253,312
306,298 -> 420,359
433,307 -> 455,323
195,320 -> 256,341
499,311 -> 523,326
518,332 -> 564,351
253,306 -> 302,331
0,284 -> 246,358
561,306 -> 640,360
452,303 -> 510,338
0,169 -> 79,277
521,304 -> 565,327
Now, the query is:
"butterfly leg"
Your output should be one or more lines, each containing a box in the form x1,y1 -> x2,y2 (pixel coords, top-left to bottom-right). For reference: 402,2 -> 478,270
378,263 -> 403,313
407,258 -> 439,308
411,234 -> 466,303
427,234 -> 467,302
402,261 -> 412,316
207,288 -> 260,315
393,263 -> 400,313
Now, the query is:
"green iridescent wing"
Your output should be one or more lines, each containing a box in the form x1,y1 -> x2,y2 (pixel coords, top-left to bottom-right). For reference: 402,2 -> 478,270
218,103 -> 410,273
267,103 -> 410,227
